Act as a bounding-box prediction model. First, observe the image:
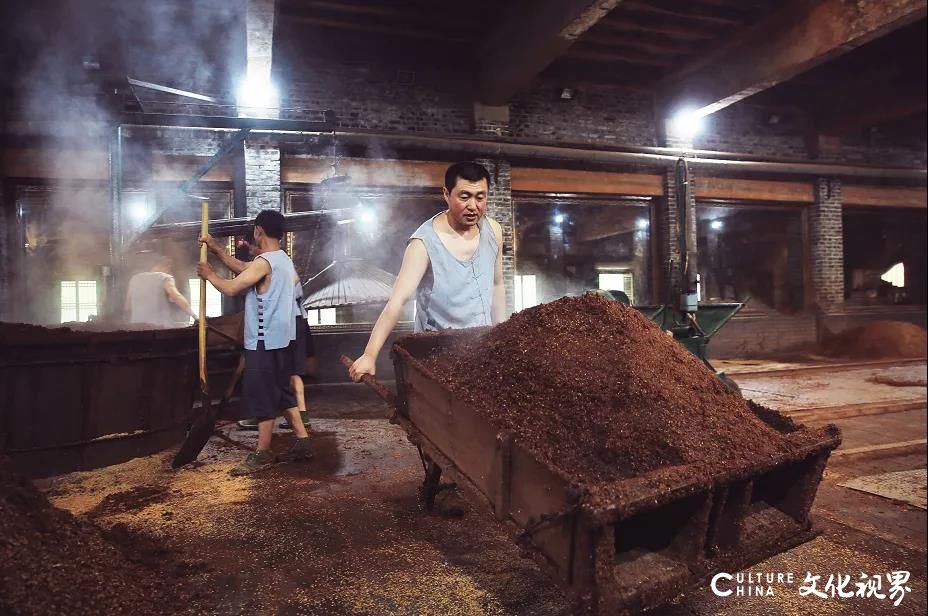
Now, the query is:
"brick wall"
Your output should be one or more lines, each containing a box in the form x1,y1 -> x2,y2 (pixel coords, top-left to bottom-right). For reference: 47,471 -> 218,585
809,178 -> 845,309
244,136 -> 281,214
123,127 -> 230,156
509,84 -> 657,146
694,104 -> 810,159
659,120 -> 695,305
475,157 -> 515,315
283,65 -> 472,134
659,168 -> 682,304
710,310 -> 818,358
820,132 -> 928,167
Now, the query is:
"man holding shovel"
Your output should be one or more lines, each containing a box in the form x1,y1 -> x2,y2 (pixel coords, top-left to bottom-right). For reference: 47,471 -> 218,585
203,232 -> 315,432
197,210 -> 311,475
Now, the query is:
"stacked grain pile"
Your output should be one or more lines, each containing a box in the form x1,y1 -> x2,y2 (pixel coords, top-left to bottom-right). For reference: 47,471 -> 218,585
822,320 -> 927,359
421,293 -> 821,488
0,457 -> 205,616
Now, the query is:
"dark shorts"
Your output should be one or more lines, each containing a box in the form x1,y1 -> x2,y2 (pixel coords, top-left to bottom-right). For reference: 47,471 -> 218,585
291,318 -> 316,375
241,341 -> 298,420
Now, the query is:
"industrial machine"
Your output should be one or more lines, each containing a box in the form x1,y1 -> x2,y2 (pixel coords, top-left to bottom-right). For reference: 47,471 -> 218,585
606,159 -> 747,393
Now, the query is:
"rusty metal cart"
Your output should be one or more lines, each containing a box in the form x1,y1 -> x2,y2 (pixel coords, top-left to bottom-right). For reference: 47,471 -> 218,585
345,329 -> 841,615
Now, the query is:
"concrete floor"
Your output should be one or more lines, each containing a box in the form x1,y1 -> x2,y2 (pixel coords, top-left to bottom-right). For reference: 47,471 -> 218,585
36,360 -> 928,615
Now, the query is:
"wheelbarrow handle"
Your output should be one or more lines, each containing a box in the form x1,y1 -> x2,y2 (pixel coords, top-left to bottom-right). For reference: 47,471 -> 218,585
340,355 -> 397,408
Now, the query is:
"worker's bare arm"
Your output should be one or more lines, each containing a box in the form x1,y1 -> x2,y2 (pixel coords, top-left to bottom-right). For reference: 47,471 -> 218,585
197,257 -> 270,297
349,240 -> 429,380
488,218 -> 506,325
163,278 -> 197,320
200,234 -> 248,274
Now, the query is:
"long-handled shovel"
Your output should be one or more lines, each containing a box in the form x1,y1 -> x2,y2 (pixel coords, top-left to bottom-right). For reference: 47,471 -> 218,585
172,201 -> 221,468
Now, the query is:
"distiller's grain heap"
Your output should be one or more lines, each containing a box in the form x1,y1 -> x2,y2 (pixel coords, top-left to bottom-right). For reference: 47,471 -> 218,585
421,293 -> 815,486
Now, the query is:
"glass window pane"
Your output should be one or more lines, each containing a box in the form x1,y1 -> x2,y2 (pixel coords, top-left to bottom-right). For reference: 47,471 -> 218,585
60,281 -> 77,323
319,308 -> 337,325
697,205 -> 805,312
519,274 -> 537,310
204,282 -> 223,318
844,208 -> 926,306
515,200 -> 652,306
77,281 -> 97,321
287,188 -> 444,325
189,278 -> 223,318
598,273 -> 624,291
188,279 -> 202,316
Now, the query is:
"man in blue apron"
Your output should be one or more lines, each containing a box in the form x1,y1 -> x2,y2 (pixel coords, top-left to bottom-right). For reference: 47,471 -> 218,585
349,161 -> 506,382
197,210 -> 311,475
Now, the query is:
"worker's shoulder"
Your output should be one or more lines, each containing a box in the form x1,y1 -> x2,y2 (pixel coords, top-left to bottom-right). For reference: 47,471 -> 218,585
406,237 -> 428,257
485,217 -> 503,242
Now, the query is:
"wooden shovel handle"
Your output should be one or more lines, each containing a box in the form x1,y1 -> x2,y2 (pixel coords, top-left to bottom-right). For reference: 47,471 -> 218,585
198,201 -> 209,391
340,355 -> 397,407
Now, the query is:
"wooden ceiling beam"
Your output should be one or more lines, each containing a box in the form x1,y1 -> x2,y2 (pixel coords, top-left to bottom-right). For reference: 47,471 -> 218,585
476,0 -> 626,105
580,30 -> 698,56
567,44 -> 676,67
282,14 -> 465,42
281,0 -> 478,26
688,0 -> 765,8
659,0 -> 928,116
599,15 -> 718,41
620,1 -> 745,28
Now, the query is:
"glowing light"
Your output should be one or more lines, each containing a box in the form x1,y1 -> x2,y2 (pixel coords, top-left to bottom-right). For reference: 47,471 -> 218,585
237,73 -> 278,115
636,218 -> 649,229
881,262 -> 905,288
357,206 -> 377,228
670,107 -> 706,139
126,196 -> 152,226
553,213 -> 565,224
710,219 -> 723,231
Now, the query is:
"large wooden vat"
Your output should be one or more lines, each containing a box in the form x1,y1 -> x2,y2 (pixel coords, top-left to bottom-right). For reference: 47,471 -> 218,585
1,323 -> 198,477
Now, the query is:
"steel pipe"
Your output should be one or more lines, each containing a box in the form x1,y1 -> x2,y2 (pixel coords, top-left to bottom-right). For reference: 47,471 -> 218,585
329,131 -> 927,181
145,207 -> 355,239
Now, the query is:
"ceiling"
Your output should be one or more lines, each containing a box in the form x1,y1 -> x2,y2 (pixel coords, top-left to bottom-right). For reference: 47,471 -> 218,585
0,0 -> 925,139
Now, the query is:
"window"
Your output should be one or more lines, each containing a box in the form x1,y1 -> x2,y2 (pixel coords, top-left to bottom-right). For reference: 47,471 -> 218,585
60,280 -> 97,323
287,188 -> 444,326
188,279 -> 223,319
515,199 -> 653,306
697,205 -> 805,312
19,185 -> 110,325
514,274 -> 538,312
844,208 -> 926,306
598,271 -> 635,303
881,262 -> 905,288
306,308 -> 337,326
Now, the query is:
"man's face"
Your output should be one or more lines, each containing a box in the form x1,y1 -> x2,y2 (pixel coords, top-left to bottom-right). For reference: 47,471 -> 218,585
443,177 -> 489,228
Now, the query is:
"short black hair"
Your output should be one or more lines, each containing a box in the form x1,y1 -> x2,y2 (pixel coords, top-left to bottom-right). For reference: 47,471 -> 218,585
444,161 -> 491,192
254,210 -> 285,239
